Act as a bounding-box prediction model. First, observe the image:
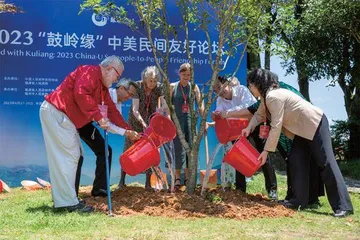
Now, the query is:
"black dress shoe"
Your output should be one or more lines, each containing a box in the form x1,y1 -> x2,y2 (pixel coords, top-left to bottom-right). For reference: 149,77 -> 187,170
333,210 -> 353,218
308,199 -> 320,206
66,202 -> 93,213
91,188 -> 107,197
280,201 -> 302,210
307,200 -> 321,209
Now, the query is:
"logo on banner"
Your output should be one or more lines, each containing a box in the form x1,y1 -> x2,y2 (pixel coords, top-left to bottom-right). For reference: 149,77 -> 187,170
92,13 -> 108,27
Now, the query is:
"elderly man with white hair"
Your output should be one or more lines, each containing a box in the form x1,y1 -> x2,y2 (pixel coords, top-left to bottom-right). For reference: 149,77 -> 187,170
40,56 -> 139,212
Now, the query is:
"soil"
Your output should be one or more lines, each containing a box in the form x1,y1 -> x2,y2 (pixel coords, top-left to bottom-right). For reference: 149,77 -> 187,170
80,186 -> 294,220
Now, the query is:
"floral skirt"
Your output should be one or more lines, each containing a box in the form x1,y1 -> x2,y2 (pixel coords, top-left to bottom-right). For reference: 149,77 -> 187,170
221,142 -> 236,188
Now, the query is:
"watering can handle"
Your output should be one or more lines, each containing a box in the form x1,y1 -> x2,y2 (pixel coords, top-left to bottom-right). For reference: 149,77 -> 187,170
146,111 -> 161,124
225,117 -> 244,153
138,132 -> 158,149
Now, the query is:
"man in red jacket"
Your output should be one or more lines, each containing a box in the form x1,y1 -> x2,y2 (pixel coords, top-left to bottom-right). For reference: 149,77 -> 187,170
75,78 -> 139,199
39,55 -> 139,212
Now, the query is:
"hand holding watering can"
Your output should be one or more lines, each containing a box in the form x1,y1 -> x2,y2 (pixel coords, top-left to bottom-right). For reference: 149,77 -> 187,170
241,122 -> 270,139
125,130 -> 141,142
211,111 -> 222,121
241,127 -> 251,138
241,126 -> 268,166
98,118 -> 109,130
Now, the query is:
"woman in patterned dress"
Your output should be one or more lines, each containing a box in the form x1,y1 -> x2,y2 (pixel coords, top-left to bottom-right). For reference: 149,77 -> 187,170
118,66 -> 170,189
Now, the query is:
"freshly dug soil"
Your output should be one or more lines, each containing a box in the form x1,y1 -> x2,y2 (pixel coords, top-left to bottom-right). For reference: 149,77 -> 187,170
81,186 -> 294,220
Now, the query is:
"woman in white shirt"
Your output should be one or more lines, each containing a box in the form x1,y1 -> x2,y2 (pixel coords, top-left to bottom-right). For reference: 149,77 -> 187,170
209,76 -> 278,199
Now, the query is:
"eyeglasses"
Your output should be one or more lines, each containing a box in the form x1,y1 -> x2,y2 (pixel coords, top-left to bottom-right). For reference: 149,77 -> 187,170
123,87 -> 134,98
247,84 -> 254,89
111,67 -> 121,81
214,81 -> 229,94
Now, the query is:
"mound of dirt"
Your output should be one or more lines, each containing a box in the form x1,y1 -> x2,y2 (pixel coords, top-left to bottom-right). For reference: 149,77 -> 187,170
81,186 -> 294,220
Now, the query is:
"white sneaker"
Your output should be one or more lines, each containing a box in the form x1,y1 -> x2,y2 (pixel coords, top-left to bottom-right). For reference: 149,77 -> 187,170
268,190 -> 278,200
245,177 -> 253,183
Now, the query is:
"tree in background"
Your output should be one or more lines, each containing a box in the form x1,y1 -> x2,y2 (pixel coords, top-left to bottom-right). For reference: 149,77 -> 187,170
266,0 -> 359,158
246,0 -> 308,100
80,0 -> 294,193
260,0 -> 297,71
330,120 -> 350,161
292,0 -> 360,158
278,0 -> 312,101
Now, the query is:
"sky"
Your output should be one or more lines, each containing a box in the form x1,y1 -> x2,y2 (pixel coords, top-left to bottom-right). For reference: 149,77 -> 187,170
262,54 -> 348,123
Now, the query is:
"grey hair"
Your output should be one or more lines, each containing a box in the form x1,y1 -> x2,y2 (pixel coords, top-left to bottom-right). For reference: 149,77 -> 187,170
115,78 -> 138,90
141,66 -> 161,82
100,55 -> 124,71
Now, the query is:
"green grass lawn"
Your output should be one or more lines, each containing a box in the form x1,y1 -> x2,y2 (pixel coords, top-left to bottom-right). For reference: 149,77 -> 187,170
0,173 -> 359,240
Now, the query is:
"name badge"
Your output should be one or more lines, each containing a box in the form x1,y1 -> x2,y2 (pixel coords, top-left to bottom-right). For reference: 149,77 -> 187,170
259,124 -> 270,139
182,103 -> 189,113
98,104 -> 108,119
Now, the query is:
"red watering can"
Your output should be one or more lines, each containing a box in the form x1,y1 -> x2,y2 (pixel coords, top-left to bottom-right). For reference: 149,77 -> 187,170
223,136 -> 261,177
120,113 -> 176,176
215,118 -> 249,144
144,113 -> 177,148
120,137 -> 160,176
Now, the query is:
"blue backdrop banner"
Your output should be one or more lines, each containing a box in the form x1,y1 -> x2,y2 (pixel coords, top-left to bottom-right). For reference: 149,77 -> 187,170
0,0 -> 247,187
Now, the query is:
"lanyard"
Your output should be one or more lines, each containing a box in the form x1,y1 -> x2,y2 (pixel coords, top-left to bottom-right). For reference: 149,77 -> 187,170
100,85 -> 104,105
145,89 -> 152,110
180,84 -> 188,104
263,102 -> 267,125
143,88 -> 152,124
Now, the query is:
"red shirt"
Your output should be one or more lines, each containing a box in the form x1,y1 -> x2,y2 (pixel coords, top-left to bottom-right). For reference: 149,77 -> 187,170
45,65 -> 131,130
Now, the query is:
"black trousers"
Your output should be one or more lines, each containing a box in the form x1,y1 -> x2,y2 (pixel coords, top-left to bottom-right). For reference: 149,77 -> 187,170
235,126 -> 277,193
75,122 -> 112,195
288,115 -> 353,212
278,144 -> 324,203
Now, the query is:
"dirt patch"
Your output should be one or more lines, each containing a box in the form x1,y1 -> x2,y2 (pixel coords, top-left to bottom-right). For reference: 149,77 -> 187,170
80,186 -> 294,220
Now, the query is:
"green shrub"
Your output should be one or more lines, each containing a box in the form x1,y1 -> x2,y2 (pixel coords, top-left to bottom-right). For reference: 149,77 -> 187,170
338,159 -> 360,180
